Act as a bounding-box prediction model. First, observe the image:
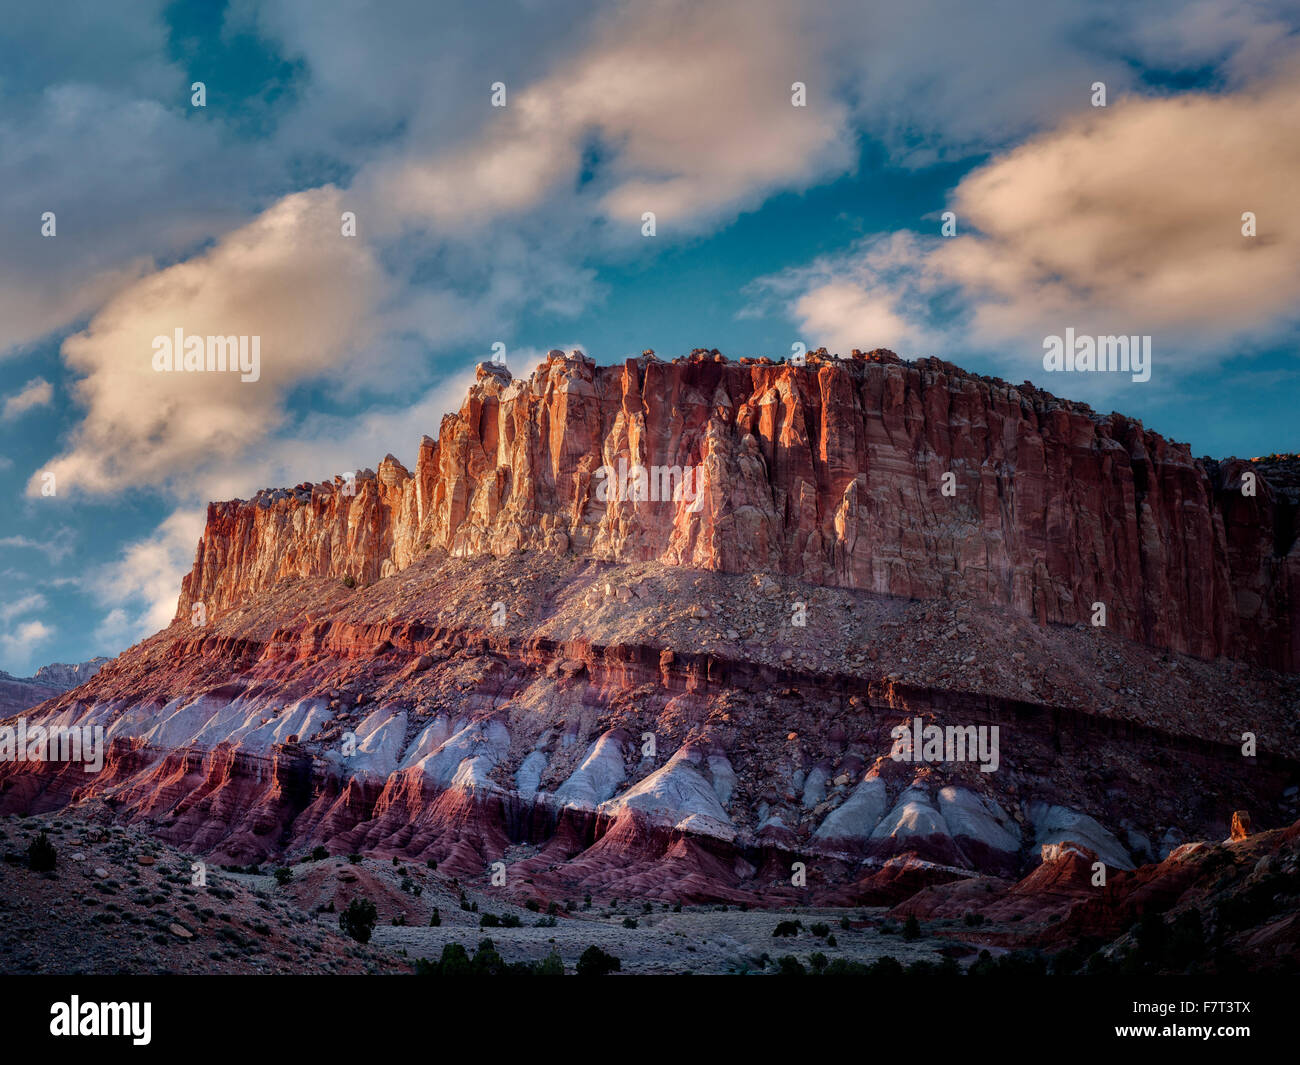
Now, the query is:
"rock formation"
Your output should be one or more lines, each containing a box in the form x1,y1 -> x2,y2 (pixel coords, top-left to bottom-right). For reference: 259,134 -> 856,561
2,349 -> 1297,911
0,656 -> 109,717
178,349 -> 1299,669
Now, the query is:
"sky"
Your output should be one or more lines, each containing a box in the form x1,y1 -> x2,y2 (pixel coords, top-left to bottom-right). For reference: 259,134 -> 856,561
1,0 -> 1298,674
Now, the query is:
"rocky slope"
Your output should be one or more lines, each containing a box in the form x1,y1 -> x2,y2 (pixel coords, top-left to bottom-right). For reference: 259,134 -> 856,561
1,349 -> 1296,923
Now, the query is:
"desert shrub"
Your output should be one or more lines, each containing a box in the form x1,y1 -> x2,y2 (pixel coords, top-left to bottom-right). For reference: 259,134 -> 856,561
273,866 -> 293,885
902,914 -> 921,941
776,955 -> 806,976
576,945 -> 621,976
622,917 -> 638,929
338,897 -> 378,943
27,831 -> 56,872
417,942 -> 471,976
310,846 -> 329,862
429,908 -> 441,927
968,948 -> 1048,976
772,919 -> 802,937
865,955 -> 904,977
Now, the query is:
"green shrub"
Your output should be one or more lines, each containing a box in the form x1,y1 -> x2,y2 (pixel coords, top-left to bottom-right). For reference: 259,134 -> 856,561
338,897 -> 378,943
536,951 -> 564,975
27,831 -> 56,872
576,945 -> 621,976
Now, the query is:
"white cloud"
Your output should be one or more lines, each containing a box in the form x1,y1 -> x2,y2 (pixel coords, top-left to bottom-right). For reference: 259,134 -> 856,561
0,528 -> 77,565
92,607 -> 134,652
88,508 -> 206,647
362,0 -> 854,237
0,593 -> 47,626
759,62 -> 1300,380
2,377 -> 53,419
0,619 -> 54,672
31,186 -> 390,497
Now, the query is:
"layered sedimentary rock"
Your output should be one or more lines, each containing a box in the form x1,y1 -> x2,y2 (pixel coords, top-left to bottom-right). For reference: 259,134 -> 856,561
3,349 -> 1297,909
179,349 -> 1298,668
4,548 -> 1298,903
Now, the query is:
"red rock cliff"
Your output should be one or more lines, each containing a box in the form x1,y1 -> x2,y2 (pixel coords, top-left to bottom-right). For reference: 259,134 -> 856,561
177,349 -> 1298,668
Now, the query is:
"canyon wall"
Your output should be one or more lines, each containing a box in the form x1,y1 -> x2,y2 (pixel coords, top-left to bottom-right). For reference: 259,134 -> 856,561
178,349 -> 1298,669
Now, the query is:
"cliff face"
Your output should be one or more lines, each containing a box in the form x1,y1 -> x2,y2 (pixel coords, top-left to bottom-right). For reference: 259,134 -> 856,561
178,349 -> 1298,668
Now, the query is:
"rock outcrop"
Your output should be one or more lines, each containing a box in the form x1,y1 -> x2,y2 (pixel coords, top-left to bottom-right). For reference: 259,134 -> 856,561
0,657 -> 110,717
178,349 -> 1298,669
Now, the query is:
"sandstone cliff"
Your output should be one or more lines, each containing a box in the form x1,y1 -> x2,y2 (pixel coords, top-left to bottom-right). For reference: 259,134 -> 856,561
178,349 -> 1298,669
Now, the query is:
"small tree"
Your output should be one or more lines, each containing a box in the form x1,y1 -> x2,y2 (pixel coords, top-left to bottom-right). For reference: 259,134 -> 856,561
576,945 -> 621,976
311,846 -> 329,862
536,951 -> 564,976
28,831 -> 56,872
902,914 -> 921,942
273,866 -> 293,885
339,897 -> 378,943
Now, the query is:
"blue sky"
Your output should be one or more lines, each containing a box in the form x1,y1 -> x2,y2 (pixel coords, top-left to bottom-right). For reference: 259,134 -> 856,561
1,0 -> 1297,673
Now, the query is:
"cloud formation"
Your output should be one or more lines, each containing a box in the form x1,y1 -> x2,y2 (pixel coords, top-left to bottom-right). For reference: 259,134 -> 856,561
33,187 -> 388,497
760,62 -> 1300,375
2,377 -> 53,419
362,0 -> 854,236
